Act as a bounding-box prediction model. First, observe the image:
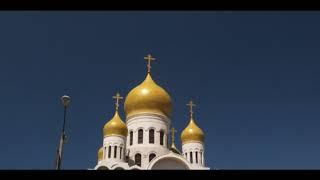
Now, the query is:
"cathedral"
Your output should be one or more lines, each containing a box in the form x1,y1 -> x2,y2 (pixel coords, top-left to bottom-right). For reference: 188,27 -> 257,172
94,54 -> 209,170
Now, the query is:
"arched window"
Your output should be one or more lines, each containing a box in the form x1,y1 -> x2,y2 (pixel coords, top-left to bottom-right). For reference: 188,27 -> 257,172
138,129 -> 143,144
149,153 -> 156,162
185,153 -> 187,159
190,152 -> 193,163
130,131 -> 133,145
108,146 -> 111,158
135,153 -> 141,167
196,151 -> 198,164
200,151 -> 203,165
120,147 -> 122,159
104,147 -> 107,159
160,130 -> 164,145
114,146 -> 117,158
149,129 -> 154,144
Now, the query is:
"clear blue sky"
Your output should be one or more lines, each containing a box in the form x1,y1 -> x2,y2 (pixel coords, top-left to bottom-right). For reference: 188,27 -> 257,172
0,12 -> 320,170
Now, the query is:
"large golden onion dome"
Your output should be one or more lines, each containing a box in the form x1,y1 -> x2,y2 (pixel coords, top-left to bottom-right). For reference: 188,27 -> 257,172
124,72 -> 172,118
97,147 -> 103,162
103,110 -> 128,137
181,117 -> 204,144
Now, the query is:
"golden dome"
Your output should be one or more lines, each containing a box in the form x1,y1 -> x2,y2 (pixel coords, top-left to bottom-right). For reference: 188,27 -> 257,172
124,73 -> 172,118
97,147 -> 103,162
103,110 -> 128,137
181,118 -> 204,144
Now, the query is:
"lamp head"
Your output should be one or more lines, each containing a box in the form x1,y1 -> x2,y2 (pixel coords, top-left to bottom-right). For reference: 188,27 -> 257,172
61,95 -> 71,107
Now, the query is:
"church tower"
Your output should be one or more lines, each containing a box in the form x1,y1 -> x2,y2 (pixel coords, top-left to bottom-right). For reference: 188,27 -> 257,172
99,93 -> 128,165
124,54 -> 172,168
181,100 -> 205,168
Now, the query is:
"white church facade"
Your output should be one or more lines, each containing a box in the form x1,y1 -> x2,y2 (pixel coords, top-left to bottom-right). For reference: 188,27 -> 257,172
94,54 -> 210,170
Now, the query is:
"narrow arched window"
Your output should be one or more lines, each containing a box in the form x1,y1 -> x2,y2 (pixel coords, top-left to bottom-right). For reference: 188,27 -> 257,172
114,146 -> 117,158
196,151 -> 198,164
200,151 -> 203,164
135,153 -> 141,167
160,130 -> 164,145
149,129 -> 154,144
185,153 -> 187,158
130,131 -> 133,145
149,153 -> 156,162
108,146 -> 111,158
104,147 -> 107,159
120,147 -> 122,159
138,129 -> 143,144
190,152 -> 193,163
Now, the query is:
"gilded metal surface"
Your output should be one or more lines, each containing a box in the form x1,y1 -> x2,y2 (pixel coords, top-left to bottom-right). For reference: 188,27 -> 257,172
181,118 -> 204,144
103,110 -> 128,137
181,100 -> 204,144
97,147 -> 103,161
124,73 -> 172,118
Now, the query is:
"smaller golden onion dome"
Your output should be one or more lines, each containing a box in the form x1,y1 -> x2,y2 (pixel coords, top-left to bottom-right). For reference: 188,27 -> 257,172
97,147 -> 103,162
124,73 -> 172,118
181,118 -> 204,145
103,110 -> 128,137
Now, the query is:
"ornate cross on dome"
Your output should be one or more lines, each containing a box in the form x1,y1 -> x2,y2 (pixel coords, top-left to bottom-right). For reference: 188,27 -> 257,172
186,100 -> 196,118
170,127 -> 177,145
112,92 -> 123,111
144,54 -> 156,73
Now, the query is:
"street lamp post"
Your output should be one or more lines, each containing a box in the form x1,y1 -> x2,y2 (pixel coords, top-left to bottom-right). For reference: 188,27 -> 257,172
55,95 -> 71,170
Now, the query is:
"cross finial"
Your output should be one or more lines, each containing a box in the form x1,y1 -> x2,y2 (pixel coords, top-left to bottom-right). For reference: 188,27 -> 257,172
144,54 -> 156,73
170,127 -> 177,145
186,100 -> 196,118
112,92 -> 123,111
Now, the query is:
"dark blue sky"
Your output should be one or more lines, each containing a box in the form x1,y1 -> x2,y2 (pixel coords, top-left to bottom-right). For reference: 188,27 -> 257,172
0,12 -> 320,169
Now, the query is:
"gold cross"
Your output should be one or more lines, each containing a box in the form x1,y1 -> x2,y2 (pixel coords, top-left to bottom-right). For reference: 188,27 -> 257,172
186,100 -> 196,118
170,127 -> 177,145
144,54 -> 156,73
112,92 -> 123,111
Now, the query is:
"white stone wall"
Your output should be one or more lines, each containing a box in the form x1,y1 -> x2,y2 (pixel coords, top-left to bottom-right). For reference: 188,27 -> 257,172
125,113 -> 171,169
146,152 -> 192,170
95,151 -> 210,170
150,158 -> 188,170
94,113 -> 210,170
182,142 -> 204,167
102,135 -> 126,163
